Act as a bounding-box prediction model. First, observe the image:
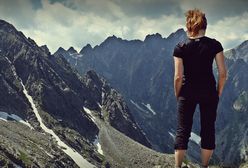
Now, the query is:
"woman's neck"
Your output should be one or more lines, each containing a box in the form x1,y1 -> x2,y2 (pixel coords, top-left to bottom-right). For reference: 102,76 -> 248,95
188,29 -> 206,39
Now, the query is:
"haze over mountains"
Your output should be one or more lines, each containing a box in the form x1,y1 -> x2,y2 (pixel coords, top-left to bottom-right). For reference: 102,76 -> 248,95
0,19 -> 247,168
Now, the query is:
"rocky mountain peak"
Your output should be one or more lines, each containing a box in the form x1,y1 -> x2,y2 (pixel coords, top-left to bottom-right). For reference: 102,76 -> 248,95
166,28 -> 186,40
67,46 -> 77,54
0,19 -> 41,51
106,34 -> 118,40
84,70 -> 104,89
237,40 -> 248,50
144,33 -> 163,42
79,43 -> 92,54
0,19 -> 17,33
54,47 -> 66,54
40,45 -> 50,55
102,35 -> 123,45
225,40 -> 248,62
27,37 -> 37,46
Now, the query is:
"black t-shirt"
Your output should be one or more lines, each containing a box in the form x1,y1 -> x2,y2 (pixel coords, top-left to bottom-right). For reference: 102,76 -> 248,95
173,36 -> 223,93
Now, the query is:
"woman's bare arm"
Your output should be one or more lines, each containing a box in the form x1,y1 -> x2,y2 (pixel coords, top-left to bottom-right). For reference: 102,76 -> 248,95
174,57 -> 184,99
215,51 -> 227,97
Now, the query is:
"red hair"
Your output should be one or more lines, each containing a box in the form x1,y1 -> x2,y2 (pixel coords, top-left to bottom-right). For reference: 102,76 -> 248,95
185,8 -> 207,37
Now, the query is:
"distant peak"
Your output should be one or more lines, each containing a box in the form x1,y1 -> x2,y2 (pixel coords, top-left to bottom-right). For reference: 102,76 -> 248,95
41,45 -> 48,49
233,40 -> 248,51
85,43 -> 92,48
57,47 -> 66,52
67,47 -> 77,54
0,20 -> 41,48
40,45 -> 50,55
0,19 -> 19,35
27,37 -> 37,46
238,40 -> 248,48
107,35 -> 118,40
0,19 -> 13,28
104,35 -> 123,43
175,28 -> 185,34
58,47 -> 66,51
79,43 -> 92,54
167,28 -> 186,40
53,47 -> 66,55
144,33 -> 163,41
0,19 -> 8,25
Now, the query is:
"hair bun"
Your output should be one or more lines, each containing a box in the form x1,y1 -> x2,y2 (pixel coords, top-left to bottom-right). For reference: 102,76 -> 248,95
185,8 -> 207,37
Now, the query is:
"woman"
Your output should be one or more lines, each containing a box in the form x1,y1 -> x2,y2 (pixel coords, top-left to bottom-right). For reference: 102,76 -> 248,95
173,9 -> 227,168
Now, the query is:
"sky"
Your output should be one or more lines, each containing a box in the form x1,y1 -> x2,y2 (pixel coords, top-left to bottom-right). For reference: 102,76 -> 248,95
0,0 -> 248,53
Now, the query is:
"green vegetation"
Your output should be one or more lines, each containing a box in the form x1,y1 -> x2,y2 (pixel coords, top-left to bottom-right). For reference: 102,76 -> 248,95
183,155 -> 189,167
19,150 -> 31,166
102,109 -> 110,122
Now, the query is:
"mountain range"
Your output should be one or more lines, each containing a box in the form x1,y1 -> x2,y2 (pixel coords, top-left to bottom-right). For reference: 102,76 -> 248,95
55,28 -> 248,167
0,19 -> 247,167
0,19 -> 174,168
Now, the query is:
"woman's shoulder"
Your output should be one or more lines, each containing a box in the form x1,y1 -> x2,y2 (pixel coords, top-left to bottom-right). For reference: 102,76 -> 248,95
204,36 -> 224,54
174,36 -> 222,49
204,36 -> 222,45
175,38 -> 190,48
173,39 -> 190,58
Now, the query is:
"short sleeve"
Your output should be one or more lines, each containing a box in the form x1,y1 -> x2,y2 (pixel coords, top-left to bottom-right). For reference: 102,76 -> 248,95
173,42 -> 184,58
213,39 -> 223,55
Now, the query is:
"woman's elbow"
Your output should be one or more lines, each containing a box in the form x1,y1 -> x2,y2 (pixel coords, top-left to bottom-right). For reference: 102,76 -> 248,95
174,75 -> 183,81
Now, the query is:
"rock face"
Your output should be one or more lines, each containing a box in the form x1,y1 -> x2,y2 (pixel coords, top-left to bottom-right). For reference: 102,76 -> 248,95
214,45 -> 248,166
55,29 -> 186,153
82,70 -> 151,148
54,28 -> 190,153
0,19 -> 152,167
0,19 -> 99,140
225,40 -> 248,63
0,121 -> 77,167
56,28 -> 248,166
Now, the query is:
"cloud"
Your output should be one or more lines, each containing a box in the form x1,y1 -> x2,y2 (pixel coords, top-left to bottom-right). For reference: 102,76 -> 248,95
178,0 -> 248,24
207,12 -> 248,50
0,0 -> 185,52
130,14 -> 184,40
113,0 -> 182,19
0,0 -> 36,28
0,0 -> 247,53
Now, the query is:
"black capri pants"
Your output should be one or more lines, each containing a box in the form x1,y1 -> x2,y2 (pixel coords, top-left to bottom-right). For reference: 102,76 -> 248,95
174,89 -> 219,150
